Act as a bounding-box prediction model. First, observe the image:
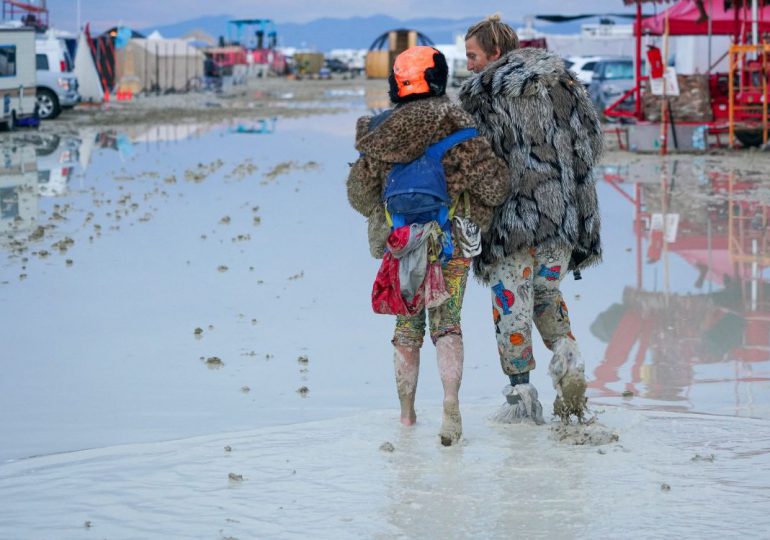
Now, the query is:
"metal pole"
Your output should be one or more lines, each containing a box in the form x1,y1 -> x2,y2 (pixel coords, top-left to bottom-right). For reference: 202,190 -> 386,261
729,46 -> 735,147
708,0 -> 713,74
635,0 -> 643,120
752,0 -> 759,45
757,46 -> 768,145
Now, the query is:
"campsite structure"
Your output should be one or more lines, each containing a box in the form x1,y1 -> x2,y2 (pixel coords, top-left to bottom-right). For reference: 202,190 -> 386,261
609,0 -> 770,150
0,26 -> 37,128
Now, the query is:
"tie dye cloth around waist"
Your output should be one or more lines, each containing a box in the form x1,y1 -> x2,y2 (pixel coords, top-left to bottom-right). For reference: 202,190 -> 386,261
371,223 -> 450,316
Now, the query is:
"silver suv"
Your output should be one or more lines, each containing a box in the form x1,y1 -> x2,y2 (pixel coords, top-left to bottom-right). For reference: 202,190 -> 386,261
587,57 -> 635,118
35,36 -> 80,120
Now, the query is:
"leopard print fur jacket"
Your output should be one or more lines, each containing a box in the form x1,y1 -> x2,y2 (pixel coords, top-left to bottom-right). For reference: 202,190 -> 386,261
459,47 -> 604,282
347,95 -> 510,259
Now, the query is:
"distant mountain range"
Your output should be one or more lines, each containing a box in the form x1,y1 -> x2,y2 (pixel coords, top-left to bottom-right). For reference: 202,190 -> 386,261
137,14 -> 619,51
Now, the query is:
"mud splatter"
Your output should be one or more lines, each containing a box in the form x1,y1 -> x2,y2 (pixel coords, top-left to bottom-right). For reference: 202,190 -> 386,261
205,357 -> 224,369
550,416 -> 619,446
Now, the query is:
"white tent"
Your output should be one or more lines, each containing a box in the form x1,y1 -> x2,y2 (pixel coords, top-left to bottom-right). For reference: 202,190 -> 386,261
73,32 -> 104,102
115,37 -> 204,93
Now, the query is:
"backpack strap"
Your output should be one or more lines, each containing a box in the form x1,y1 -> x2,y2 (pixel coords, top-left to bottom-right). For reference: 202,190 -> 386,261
424,128 -> 479,160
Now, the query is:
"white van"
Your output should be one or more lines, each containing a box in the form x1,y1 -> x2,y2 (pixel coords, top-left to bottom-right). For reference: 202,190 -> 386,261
0,27 -> 37,129
35,33 -> 79,119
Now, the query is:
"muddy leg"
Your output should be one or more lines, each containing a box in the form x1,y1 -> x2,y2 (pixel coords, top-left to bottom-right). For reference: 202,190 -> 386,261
436,334 -> 463,446
393,345 -> 420,426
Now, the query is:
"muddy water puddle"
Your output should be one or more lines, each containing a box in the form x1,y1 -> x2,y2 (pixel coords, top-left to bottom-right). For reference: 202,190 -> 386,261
0,109 -> 769,462
584,154 -> 770,419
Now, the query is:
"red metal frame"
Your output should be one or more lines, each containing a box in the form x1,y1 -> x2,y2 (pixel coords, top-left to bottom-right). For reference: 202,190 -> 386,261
1,0 -> 48,29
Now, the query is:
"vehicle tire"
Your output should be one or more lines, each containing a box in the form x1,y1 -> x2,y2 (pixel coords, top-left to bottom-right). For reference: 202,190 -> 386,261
36,88 -> 61,120
735,129 -> 764,148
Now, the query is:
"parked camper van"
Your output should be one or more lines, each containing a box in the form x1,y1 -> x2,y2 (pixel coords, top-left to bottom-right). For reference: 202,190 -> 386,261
35,33 -> 79,120
0,27 -> 37,129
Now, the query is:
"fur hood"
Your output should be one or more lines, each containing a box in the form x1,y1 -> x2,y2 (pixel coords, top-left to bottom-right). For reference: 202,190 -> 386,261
459,48 -> 604,282
347,95 -> 510,259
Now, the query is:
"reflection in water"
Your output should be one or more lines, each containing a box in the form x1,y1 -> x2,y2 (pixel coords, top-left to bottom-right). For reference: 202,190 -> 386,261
0,145 -> 37,235
593,162 -> 770,414
0,117 -> 278,258
227,117 -> 277,135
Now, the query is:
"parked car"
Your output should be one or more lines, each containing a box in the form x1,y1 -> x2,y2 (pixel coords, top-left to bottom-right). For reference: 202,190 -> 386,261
324,58 -> 349,73
563,55 -> 605,87
35,34 -> 80,120
588,57 -> 635,117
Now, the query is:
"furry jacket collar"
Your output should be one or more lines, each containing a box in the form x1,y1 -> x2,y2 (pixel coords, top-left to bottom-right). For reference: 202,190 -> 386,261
354,96 -> 473,163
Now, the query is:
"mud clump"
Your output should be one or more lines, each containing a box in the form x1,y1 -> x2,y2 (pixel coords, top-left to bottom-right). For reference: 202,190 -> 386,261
296,385 -> 309,397
691,453 -> 715,462
553,373 -> 588,423
661,483 -> 671,492
551,416 -> 619,446
28,226 -> 45,241
228,473 -> 243,482
379,441 -> 395,453
622,390 -> 634,398
205,356 -> 224,368
297,355 -> 309,365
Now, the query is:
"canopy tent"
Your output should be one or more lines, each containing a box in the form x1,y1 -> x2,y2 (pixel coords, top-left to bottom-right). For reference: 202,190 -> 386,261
639,0 -> 770,35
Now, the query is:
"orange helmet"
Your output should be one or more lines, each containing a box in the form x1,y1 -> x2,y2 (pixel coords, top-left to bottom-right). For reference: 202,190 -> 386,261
389,46 -> 447,102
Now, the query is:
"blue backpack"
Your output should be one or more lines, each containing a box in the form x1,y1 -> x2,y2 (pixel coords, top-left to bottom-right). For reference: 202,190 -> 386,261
383,127 -> 479,260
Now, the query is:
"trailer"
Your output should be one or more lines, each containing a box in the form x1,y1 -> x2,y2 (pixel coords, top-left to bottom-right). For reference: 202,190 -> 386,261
0,26 -> 36,129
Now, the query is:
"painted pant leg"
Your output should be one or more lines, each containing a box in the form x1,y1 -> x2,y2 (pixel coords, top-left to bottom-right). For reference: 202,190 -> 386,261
531,245 -> 574,348
427,257 -> 471,344
489,248 -> 536,376
393,308 -> 426,348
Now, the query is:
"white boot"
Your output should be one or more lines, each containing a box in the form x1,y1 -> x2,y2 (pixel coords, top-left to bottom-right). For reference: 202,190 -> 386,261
549,338 -> 587,422
491,383 -> 545,425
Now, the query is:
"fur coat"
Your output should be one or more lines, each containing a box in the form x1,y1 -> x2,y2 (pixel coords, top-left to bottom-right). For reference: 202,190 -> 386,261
347,95 -> 510,259
459,47 -> 604,282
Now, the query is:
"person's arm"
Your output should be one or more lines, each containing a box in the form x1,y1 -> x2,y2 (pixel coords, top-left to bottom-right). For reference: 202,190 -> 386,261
445,136 -> 511,208
347,155 -> 387,217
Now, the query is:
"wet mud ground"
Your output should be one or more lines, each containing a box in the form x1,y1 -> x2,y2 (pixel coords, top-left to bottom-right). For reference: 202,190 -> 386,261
0,77 -> 769,537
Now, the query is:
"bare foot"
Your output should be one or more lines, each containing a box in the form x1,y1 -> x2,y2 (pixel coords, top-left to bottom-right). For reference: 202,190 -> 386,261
400,414 -> 417,427
439,400 -> 462,446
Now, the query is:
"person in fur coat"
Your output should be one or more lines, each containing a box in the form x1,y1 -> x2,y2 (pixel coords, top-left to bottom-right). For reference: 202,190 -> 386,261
459,16 -> 604,423
347,46 -> 510,445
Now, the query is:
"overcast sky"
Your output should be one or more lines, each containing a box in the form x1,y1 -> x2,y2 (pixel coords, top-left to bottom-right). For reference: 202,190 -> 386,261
47,0 -> 636,33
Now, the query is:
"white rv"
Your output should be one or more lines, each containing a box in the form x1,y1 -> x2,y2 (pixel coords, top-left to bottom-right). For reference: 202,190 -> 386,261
0,27 -> 37,129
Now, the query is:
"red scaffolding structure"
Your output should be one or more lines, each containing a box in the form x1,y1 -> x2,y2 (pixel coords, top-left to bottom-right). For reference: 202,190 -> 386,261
1,0 -> 48,30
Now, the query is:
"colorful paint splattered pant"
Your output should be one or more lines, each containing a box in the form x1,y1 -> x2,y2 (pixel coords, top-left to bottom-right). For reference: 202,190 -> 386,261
393,257 -> 471,348
489,245 -> 574,376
